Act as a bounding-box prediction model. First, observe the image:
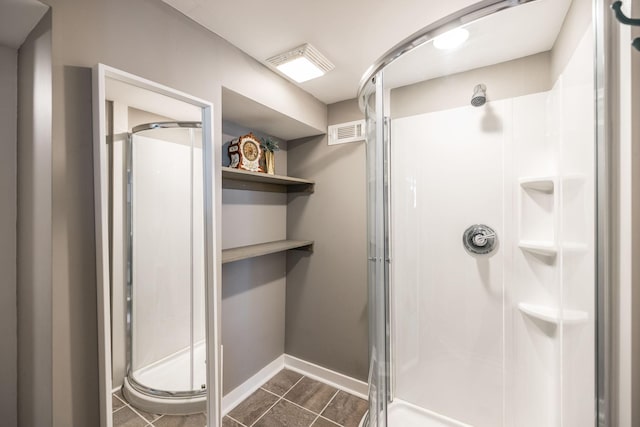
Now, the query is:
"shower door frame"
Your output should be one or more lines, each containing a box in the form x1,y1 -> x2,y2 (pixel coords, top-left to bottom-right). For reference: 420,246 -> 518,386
358,0 -> 618,425
92,64 -> 221,427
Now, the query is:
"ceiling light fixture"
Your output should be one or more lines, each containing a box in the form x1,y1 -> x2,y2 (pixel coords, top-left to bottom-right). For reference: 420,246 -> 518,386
433,28 -> 469,50
266,44 -> 335,83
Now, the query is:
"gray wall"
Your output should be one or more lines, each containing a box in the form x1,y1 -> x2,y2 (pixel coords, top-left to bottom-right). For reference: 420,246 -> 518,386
286,99 -> 368,381
0,44 -> 17,427
40,0 -> 325,424
222,255 -> 286,393
17,10 -> 52,427
221,122 -> 289,393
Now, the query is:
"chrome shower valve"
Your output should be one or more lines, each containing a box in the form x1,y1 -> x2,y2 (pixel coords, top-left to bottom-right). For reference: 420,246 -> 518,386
463,224 -> 498,255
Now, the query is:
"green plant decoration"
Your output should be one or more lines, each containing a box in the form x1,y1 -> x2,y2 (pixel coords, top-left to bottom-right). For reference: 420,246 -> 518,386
260,136 -> 280,153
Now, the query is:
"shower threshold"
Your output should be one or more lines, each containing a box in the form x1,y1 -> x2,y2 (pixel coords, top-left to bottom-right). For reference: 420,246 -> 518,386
360,400 -> 472,427
123,340 -> 207,415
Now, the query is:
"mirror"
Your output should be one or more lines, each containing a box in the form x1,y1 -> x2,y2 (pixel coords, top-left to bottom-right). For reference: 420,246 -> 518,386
93,65 -> 218,427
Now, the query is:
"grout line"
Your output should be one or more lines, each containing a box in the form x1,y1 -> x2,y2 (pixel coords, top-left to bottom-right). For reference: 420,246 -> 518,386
127,405 -> 158,426
248,396 -> 282,427
112,404 -> 128,414
250,375 -> 306,426
226,414 -> 249,427
113,392 -> 128,406
310,389 -> 340,426
278,395 -> 325,417
316,414 -> 342,426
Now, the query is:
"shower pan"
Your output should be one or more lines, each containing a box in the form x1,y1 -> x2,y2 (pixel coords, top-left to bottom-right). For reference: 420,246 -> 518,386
121,121 -> 207,415
358,0 -> 610,426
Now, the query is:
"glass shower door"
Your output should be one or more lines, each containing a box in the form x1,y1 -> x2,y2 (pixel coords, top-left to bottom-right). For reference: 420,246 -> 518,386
364,72 -> 389,427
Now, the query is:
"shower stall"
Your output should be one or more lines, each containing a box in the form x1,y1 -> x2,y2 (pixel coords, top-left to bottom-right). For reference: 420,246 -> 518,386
120,122 -> 207,415
359,0 -> 606,426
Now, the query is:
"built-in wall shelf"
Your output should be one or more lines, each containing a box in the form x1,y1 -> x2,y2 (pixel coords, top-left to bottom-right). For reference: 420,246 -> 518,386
222,167 -> 315,193
518,303 -> 588,325
519,176 -> 556,192
518,240 -> 557,257
222,240 -> 314,264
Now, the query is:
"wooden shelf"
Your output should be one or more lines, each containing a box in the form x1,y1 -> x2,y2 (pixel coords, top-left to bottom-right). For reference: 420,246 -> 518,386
519,176 -> 556,192
518,303 -> 588,325
222,240 -> 314,264
222,167 -> 315,193
518,240 -> 557,257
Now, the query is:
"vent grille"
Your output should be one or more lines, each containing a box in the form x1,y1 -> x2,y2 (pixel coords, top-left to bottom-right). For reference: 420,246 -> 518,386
266,44 -> 335,73
328,120 -> 366,145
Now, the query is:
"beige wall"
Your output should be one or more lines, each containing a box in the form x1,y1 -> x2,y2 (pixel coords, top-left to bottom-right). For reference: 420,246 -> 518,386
391,0 -> 593,120
551,0 -> 592,83
390,52 -> 552,118
0,44 -> 17,427
40,0 -> 325,424
286,99 -> 368,381
17,10 -> 52,427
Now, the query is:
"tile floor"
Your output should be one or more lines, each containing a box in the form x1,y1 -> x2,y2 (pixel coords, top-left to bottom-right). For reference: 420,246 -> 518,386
224,369 -> 368,427
113,369 -> 368,427
112,389 -> 207,427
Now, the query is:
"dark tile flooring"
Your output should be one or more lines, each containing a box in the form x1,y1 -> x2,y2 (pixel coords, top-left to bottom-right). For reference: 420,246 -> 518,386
224,369 -> 368,427
113,369 -> 368,427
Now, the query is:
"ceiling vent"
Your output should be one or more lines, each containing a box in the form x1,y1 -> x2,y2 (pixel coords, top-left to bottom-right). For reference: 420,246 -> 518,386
266,44 -> 334,83
328,120 -> 366,145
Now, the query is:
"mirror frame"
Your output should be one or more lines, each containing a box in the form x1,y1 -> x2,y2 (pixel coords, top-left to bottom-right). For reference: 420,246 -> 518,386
92,64 -> 220,427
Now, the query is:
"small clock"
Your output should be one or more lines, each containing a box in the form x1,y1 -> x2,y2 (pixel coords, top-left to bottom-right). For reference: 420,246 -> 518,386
228,133 -> 264,172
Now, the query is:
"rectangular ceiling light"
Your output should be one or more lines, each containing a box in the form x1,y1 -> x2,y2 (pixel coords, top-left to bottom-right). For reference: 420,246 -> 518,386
266,44 -> 335,83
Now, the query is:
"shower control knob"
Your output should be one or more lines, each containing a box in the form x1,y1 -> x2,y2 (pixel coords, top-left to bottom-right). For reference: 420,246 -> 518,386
463,224 -> 498,255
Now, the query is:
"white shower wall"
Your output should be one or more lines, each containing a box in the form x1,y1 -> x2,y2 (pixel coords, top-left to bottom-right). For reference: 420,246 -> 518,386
131,133 -> 206,373
390,27 -> 594,427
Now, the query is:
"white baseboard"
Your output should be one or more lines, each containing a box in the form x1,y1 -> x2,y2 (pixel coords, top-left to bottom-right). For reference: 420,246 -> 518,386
283,354 -> 368,400
221,355 -> 284,415
221,354 -> 369,416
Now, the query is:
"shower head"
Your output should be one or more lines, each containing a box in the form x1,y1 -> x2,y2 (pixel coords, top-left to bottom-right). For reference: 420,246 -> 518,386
471,84 -> 487,107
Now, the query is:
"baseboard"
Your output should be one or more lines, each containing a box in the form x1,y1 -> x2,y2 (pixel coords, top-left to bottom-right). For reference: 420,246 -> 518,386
221,354 -> 369,415
221,355 -> 284,415
283,354 -> 368,399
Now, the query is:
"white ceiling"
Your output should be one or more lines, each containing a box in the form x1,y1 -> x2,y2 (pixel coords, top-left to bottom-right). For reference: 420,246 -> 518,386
161,0 -> 482,104
0,0 -> 48,49
384,0 -> 571,90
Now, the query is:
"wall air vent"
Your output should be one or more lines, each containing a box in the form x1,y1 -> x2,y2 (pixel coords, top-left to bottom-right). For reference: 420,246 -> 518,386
328,120 -> 366,145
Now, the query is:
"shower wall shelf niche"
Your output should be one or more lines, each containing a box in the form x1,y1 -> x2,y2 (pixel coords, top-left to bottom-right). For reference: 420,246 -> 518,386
518,303 -> 588,325
222,167 -> 315,193
518,176 -> 556,192
518,240 -> 557,257
222,240 -> 314,264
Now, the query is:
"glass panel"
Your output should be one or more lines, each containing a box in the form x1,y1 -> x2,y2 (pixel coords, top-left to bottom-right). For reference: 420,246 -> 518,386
129,126 -> 206,394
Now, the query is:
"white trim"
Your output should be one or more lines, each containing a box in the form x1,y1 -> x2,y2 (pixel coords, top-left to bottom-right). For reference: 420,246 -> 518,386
283,354 -> 368,399
221,355 -> 285,415
93,63 -> 113,427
